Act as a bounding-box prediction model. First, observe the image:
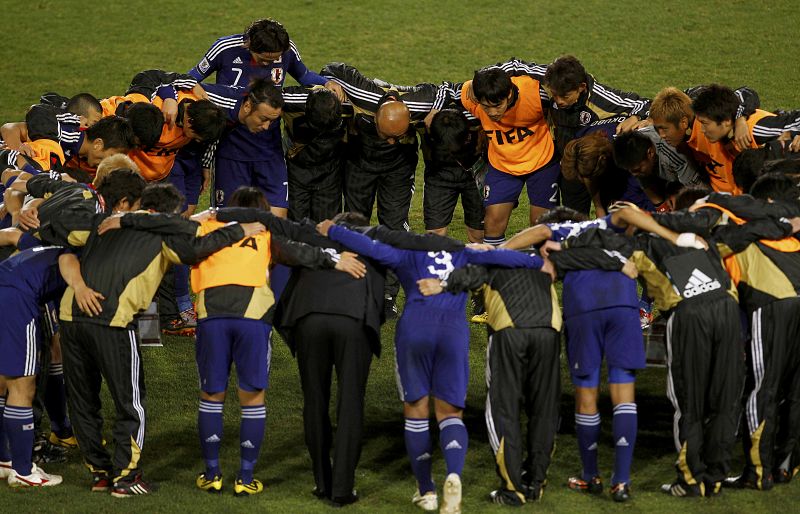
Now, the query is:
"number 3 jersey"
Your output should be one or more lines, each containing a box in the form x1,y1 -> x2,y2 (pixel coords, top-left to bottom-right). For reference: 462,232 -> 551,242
327,224 -> 543,312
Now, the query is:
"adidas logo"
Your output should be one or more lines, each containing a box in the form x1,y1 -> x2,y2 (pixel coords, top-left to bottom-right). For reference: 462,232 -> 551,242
616,437 -> 629,447
416,452 -> 431,461
241,440 -> 255,449
205,434 -> 221,443
682,269 -> 721,298
587,442 -> 598,451
233,56 -> 243,64
445,440 -> 462,450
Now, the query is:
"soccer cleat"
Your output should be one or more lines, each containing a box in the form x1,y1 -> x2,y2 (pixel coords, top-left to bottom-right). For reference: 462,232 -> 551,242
774,467 -> 799,485
611,482 -> 631,502
470,312 -> 489,324
7,464 -> 63,487
0,461 -> 13,480
48,431 -> 79,449
92,472 -> 112,492
489,488 -> 525,506
660,481 -> 703,497
328,490 -> 359,507
196,472 -> 223,494
441,473 -> 462,514
412,489 -> 438,511
312,486 -> 328,499
161,308 -> 197,337
111,474 -> 157,497
568,475 -> 603,495
234,477 -> 263,497
639,308 -> 654,330
524,480 -> 544,501
703,481 -> 722,497
722,471 -> 773,491
384,296 -> 398,320
32,438 -> 67,464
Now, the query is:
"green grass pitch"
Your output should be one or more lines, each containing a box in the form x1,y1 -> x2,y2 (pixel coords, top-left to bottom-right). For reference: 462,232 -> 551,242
1,1 -> 799,512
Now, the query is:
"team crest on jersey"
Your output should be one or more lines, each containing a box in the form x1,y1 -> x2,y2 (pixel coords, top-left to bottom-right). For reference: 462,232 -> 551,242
233,56 -> 243,64
579,111 -> 592,125
483,184 -> 491,200
198,58 -> 210,73
271,68 -> 283,84
215,189 -> 224,206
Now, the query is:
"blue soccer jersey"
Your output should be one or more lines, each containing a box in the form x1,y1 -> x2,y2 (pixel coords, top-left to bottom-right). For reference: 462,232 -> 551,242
547,215 -> 638,316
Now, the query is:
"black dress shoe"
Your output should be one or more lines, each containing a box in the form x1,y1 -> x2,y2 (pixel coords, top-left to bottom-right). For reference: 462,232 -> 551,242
328,490 -> 359,507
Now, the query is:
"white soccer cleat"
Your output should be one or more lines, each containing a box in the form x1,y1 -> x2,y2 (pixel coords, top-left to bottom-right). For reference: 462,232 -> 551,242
412,489 -> 439,511
7,464 -> 63,487
0,461 -> 12,480
440,473 -> 462,514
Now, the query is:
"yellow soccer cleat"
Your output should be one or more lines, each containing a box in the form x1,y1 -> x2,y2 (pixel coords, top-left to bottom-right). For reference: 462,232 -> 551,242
470,312 -> 489,324
234,477 -> 263,497
196,472 -> 223,494
49,432 -> 79,449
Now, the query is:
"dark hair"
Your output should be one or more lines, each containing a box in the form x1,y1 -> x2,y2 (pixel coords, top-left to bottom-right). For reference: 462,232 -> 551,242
613,130 -> 653,170
749,172 -> 800,201
125,102 -> 163,149
672,186 -> 711,210
732,148 -> 768,193
543,55 -> 588,96
66,93 -> 102,119
96,168 -> 146,211
229,186 -> 270,210
85,115 -> 135,150
691,84 -> 739,123
140,183 -> 184,213
762,158 -> 800,177
472,67 -> 513,104
429,109 -> 471,161
186,100 -> 227,143
244,18 -> 290,54
61,166 -> 94,184
248,78 -> 285,110
332,211 -> 370,226
305,88 -> 341,132
536,206 -> 590,224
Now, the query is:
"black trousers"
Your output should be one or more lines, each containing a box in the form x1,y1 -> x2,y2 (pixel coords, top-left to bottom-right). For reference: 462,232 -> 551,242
293,313 -> 373,498
343,159 -> 415,232
485,327 -> 560,497
559,175 -> 592,215
288,166 -> 343,223
60,321 -> 146,482
666,296 -> 745,485
743,298 -> 800,486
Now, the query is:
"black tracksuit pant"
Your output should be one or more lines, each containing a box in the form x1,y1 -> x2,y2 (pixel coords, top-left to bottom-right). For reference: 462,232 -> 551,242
485,327 -> 561,498
294,313 -> 373,498
743,297 -> 800,487
665,296 -> 745,486
60,321 -> 146,482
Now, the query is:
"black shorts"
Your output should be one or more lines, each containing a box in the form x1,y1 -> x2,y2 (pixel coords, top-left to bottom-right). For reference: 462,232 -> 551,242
423,174 -> 484,231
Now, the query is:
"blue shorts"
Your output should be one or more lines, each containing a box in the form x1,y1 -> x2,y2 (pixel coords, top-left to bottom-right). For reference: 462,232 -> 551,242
0,288 -> 41,377
394,308 -> 470,408
483,159 -> 560,208
195,317 -> 271,393
564,306 -> 645,386
214,156 -> 288,209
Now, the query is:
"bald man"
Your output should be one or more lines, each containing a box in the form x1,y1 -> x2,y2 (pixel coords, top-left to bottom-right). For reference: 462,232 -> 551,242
321,63 -> 438,318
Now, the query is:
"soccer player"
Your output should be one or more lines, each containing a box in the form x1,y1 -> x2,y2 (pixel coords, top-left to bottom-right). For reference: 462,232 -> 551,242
430,66 -> 557,247
281,87 -> 346,222
649,85 -> 800,194
0,245 -> 71,488
613,127 -> 704,191
189,18 -> 344,217
422,109 -> 485,243
55,179 -> 264,496
317,219 -> 547,513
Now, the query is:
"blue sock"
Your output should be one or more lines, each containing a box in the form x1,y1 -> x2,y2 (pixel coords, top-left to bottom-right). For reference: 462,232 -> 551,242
0,396 -> 9,461
45,363 -> 72,437
612,403 -> 637,485
439,417 -> 468,477
240,405 -> 266,484
575,412 -> 601,481
270,264 -> 291,303
174,265 -> 193,312
404,418 -> 434,494
4,405 -> 34,475
198,400 -> 224,477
